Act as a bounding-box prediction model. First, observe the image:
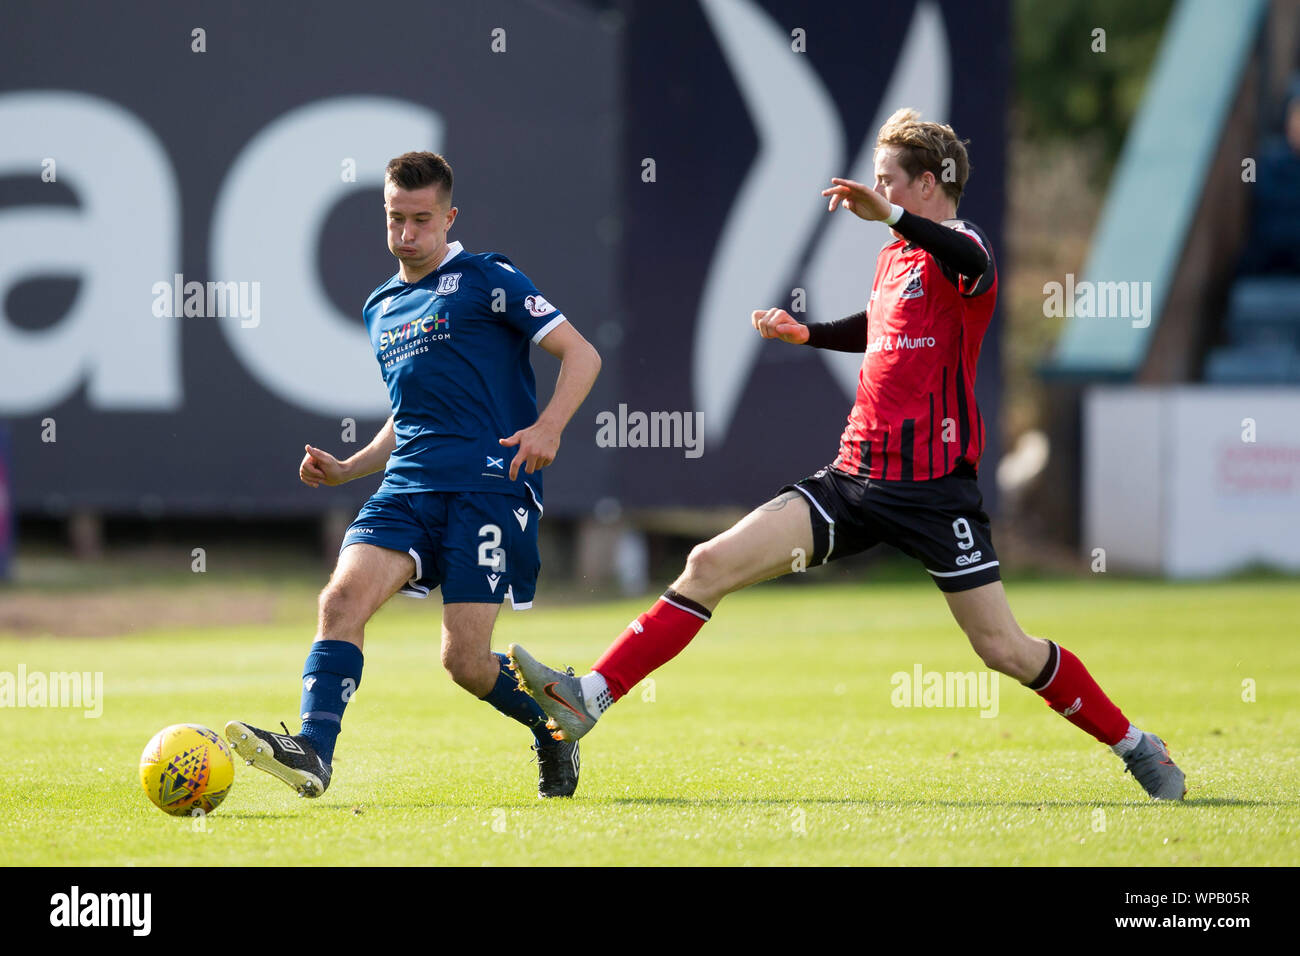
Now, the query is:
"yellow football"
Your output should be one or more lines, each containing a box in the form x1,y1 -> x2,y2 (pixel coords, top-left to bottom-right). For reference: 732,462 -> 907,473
139,723 -> 235,816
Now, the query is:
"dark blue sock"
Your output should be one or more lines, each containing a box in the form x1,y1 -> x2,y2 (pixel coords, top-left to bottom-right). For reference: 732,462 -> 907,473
298,639 -> 364,764
482,652 -> 555,747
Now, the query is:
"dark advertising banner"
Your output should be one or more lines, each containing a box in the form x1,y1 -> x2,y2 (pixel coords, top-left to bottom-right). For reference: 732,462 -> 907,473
0,0 -> 620,517
1,0 -> 1006,519
614,0 -> 1008,511
0,426 -> 11,578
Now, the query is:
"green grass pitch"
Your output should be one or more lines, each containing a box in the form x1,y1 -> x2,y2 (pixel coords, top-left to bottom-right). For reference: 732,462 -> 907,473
2,576 -> 1297,866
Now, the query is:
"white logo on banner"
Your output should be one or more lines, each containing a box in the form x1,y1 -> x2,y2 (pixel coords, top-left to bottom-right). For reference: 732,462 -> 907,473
694,0 -> 950,443
0,94 -> 444,416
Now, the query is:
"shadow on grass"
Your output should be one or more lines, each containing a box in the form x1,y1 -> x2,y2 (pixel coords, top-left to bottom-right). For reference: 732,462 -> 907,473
602,796 -> 1287,809
377,795 -> 1290,810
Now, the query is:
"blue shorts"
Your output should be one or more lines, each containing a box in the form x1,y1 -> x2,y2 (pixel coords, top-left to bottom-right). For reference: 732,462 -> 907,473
340,491 -> 541,608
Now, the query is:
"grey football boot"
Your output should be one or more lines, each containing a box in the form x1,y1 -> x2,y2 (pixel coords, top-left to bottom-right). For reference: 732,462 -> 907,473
1122,732 -> 1187,800
507,644 -> 599,743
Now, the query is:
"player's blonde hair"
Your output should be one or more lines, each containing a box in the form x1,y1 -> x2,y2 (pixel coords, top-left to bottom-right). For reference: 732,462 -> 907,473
876,108 -> 970,207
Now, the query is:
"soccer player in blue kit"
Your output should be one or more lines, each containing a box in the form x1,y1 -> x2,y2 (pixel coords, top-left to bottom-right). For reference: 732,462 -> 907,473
226,152 -> 601,798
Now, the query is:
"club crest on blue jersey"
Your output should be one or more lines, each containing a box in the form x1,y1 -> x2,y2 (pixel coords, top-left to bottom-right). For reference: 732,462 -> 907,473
436,273 -> 461,295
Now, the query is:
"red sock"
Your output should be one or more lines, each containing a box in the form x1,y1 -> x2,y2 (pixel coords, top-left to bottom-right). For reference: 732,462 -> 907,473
1027,643 -> 1130,745
592,589 -> 711,700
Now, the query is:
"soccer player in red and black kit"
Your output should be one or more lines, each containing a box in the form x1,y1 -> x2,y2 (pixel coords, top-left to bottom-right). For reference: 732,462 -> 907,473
509,109 -> 1186,800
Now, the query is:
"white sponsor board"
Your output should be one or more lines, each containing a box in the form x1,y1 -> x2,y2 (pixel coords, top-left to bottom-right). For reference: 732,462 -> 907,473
1085,386 -> 1300,576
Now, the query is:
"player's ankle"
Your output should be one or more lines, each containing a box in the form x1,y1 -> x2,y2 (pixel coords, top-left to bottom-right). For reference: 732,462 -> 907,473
1109,723 -> 1144,757
580,672 -> 614,718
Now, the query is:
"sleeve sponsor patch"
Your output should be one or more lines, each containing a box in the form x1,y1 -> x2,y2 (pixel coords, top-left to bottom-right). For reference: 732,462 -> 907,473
525,294 -> 556,317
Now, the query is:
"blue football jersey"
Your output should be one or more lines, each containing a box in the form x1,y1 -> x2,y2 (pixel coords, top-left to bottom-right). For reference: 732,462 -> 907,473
362,241 -> 567,507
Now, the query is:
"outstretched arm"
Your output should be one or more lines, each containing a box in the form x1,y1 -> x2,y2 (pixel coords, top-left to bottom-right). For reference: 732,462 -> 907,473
499,321 -> 601,481
299,416 -> 397,488
751,307 -> 867,352
821,176 -> 988,281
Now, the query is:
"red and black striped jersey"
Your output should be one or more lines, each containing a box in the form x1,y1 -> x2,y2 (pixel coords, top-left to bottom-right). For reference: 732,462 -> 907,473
828,216 -> 997,481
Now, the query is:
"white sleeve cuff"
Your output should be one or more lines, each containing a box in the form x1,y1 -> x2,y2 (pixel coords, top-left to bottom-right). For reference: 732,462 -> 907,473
531,314 -> 567,343
884,203 -> 904,226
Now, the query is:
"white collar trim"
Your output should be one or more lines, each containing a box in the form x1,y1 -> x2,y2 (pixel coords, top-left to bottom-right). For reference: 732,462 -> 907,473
438,241 -> 464,269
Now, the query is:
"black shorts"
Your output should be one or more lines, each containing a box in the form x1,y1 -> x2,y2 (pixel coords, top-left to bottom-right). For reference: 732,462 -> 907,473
780,462 -> 1001,593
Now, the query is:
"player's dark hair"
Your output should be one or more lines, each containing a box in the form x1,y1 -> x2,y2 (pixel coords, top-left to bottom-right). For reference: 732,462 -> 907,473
385,151 -> 453,203
877,108 -> 970,207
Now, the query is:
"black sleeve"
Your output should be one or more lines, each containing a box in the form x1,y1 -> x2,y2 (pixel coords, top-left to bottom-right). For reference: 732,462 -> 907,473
805,310 -> 867,352
892,210 -> 989,282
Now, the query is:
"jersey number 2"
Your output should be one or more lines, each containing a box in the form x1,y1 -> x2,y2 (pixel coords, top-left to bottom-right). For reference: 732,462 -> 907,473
478,524 -> 506,571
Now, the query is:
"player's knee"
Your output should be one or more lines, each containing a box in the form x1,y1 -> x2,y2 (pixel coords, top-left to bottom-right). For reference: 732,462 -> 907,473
684,540 -> 730,592
319,581 -> 362,631
968,629 -> 1021,676
440,642 -> 477,690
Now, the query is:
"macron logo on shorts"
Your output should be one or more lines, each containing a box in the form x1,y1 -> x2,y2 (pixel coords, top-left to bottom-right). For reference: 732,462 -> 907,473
513,506 -> 528,530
